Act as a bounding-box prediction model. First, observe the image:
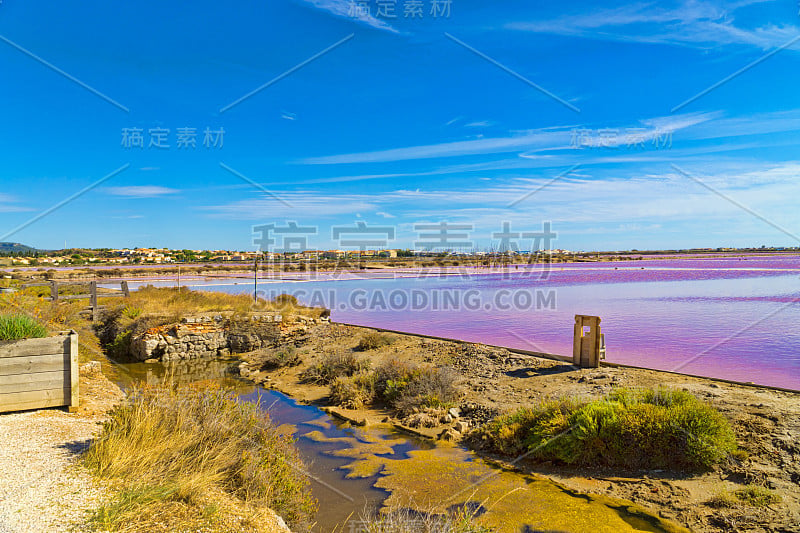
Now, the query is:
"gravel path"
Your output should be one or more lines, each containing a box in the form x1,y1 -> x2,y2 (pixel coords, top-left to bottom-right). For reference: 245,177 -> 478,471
0,409 -> 107,532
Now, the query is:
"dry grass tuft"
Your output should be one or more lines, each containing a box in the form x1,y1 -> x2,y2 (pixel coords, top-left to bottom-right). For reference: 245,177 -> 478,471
83,384 -> 316,532
355,332 -> 394,351
708,484 -> 782,508
356,505 -> 490,533
300,351 -> 371,385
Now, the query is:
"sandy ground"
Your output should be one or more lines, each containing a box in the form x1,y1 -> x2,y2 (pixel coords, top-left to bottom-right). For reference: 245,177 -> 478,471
238,322 -> 800,533
0,364 -> 122,533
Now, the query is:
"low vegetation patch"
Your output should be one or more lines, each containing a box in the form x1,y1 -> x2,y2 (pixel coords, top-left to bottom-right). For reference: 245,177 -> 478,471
708,484 -> 782,508
83,384 -> 316,532
477,387 -> 737,470
0,292 -> 104,363
329,372 -> 377,409
0,313 -> 48,340
326,356 -> 462,414
356,331 -> 394,351
259,346 -> 301,370
358,507 -> 490,533
300,351 -> 371,384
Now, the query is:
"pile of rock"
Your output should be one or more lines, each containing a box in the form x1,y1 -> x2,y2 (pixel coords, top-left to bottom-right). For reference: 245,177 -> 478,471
129,313 -> 325,362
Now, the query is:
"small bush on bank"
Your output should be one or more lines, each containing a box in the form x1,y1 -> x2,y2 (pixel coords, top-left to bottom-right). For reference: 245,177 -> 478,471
733,484 -> 782,507
708,484 -> 782,508
477,387 -> 737,470
260,346 -> 301,370
327,357 -> 462,414
356,332 -> 394,351
0,314 -> 48,340
374,357 -> 419,398
390,366 -> 462,415
83,384 -> 316,532
329,372 -> 376,409
300,351 -> 371,384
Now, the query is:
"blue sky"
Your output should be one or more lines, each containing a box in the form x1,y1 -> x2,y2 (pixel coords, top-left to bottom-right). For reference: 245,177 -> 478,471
1,0 -> 799,252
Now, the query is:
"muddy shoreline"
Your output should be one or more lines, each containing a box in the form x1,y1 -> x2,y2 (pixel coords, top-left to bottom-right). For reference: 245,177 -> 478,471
233,321 -> 800,533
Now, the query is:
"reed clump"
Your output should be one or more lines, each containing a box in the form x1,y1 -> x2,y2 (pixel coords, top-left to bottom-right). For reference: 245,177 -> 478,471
83,384 -> 316,532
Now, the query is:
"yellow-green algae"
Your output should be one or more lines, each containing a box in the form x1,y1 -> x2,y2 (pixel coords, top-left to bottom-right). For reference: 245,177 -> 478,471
303,428 -> 407,462
302,429 -> 689,533
301,416 -> 333,430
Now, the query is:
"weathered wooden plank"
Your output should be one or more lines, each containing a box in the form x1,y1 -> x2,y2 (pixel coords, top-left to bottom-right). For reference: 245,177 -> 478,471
69,332 -> 79,408
0,369 -> 69,386
0,388 -> 70,406
0,395 -> 71,413
0,337 -> 69,358
0,376 -> 68,394
0,353 -> 70,375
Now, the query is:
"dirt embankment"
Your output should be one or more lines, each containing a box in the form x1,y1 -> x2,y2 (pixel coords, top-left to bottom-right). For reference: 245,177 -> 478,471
237,322 -> 800,533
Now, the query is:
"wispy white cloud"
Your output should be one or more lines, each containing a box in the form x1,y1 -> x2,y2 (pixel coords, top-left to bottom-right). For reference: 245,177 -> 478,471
106,186 -> 180,198
0,193 -> 32,213
375,211 -> 395,218
281,111 -> 297,121
465,120 -> 495,128
206,161 -> 800,233
298,0 -> 400,33
299,112 -> 716,164
506,1 -> 800,50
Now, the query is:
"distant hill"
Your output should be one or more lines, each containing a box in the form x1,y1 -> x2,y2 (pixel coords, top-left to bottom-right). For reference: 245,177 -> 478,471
0,242 -> 38,254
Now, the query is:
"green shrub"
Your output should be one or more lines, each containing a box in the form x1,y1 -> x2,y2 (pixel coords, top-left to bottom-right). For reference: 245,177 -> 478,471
478,388 -> 737,470
329,372 -> 376,409
0,314 -> 48,340
84,385 -> 316,531
374,357 -> 418,398
107,330 -> 133,360
121,305 -> 142,320
356,331 -> 394,351
300,351 -> 371,384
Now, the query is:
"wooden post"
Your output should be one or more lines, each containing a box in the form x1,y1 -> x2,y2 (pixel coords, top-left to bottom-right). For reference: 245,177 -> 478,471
120,280 -> 130,297
573,315 -> 603,368
50,281 -> 59,302
69,331 -> 79,411
90,281 -> 98,322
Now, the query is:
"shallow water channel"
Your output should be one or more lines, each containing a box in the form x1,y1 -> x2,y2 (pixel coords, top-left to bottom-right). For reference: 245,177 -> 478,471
114,358 -> 681,533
